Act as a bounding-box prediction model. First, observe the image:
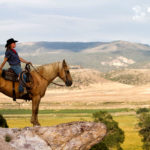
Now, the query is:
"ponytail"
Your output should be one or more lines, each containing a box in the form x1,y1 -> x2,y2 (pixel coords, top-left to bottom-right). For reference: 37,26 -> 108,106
5,44 -> 11,51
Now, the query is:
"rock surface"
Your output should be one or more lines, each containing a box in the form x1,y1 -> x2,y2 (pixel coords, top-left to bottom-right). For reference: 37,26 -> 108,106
0,121 -> 106,150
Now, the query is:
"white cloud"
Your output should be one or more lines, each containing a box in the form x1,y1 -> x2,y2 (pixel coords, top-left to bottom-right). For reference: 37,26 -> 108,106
133,5 -> 142,13
147,7 -> 150,13
132,5 -> 145,21
132,5 -> 150,22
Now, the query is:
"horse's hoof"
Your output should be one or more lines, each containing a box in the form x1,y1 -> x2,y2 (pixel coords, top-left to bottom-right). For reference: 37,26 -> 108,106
37,123 -> 41,126
33,124 -> 41,127
33,122 -> 41,127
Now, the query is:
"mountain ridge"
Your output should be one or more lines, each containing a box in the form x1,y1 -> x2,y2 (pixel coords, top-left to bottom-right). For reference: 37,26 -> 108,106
0,40 -> 150,72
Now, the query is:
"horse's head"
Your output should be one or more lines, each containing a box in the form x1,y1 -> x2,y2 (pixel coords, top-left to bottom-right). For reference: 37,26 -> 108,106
59,59 -> 72,86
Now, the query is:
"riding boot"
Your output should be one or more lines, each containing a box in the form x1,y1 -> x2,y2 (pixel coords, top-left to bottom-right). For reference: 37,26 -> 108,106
19,88 -> 27,97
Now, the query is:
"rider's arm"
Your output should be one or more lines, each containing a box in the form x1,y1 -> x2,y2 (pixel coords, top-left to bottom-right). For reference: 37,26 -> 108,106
19,57 -> 32,64
0,57 -> 8,69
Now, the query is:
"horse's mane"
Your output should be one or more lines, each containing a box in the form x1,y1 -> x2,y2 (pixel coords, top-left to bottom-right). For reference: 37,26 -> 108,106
31,61 -> 62,75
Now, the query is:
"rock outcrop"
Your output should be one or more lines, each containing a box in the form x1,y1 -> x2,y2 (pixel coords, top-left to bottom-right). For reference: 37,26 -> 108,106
0,121 -> 106,150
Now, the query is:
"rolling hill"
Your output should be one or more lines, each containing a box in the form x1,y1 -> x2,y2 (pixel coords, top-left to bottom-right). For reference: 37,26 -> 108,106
103,69 -> 150,85
1,40 -> 150,72
48,68 -> 109,89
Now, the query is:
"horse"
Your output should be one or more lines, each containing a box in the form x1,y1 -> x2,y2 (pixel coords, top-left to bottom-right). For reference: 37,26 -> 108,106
0,59 -> 72,126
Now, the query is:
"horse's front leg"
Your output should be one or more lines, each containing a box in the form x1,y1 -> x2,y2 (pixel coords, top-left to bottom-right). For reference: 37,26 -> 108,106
31,95 -> 41,126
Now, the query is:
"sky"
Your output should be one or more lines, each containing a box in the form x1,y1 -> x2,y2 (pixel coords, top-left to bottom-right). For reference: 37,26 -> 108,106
0,0 -> 150,44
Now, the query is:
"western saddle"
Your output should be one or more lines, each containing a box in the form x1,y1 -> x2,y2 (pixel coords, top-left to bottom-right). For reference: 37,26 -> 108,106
1,64 -> 32,101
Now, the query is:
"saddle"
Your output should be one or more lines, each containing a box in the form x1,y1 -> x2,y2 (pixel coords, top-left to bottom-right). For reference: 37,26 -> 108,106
1,64 -> 33,101
2,68 -> 18,82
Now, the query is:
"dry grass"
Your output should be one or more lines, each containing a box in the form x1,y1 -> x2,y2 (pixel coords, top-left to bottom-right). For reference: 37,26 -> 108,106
104,68 -> 150,85
1,81 -> 150,110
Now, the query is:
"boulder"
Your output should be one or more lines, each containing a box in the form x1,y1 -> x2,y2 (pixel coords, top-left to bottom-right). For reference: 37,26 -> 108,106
0,121 -> 106,150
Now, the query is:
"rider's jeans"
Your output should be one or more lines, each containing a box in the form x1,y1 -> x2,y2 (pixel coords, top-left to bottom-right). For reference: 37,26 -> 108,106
10,64 -> 27,92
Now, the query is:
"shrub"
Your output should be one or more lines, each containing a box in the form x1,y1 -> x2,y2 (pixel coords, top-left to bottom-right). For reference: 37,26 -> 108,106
137,112 -> 150,150
90,111 -> 125,150
5,134 -> 12,142
136,108 -> 149,114
0,114 -> 8,128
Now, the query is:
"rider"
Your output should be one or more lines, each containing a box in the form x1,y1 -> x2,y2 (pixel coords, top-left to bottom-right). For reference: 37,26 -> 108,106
0,38 -> 32,96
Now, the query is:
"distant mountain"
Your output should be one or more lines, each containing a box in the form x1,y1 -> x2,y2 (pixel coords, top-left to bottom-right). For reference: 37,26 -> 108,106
1,40 -> 150,72
17,42 -> 104,53
82,41 -> 150,53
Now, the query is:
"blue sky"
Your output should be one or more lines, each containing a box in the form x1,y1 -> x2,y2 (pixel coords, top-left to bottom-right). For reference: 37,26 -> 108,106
0,0 -> 150,44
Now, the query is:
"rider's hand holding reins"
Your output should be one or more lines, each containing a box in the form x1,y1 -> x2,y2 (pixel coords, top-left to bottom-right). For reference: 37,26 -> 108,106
26,62 -> 32,65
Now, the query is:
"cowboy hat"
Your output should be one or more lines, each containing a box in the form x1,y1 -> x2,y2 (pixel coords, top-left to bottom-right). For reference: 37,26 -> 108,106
5,38 -> 18,48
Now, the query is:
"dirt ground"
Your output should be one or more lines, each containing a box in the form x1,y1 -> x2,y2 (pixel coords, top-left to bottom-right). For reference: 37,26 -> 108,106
0,81 -> 150,110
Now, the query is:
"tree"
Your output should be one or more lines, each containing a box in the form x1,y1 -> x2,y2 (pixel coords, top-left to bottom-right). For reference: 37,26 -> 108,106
137,112 -> 150,150
0,114 -> 8,128
90,111 -> 124,150
136,108 -> 149,114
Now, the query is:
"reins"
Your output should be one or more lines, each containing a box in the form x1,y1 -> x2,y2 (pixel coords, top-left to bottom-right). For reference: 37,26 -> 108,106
30,64 -> 65,87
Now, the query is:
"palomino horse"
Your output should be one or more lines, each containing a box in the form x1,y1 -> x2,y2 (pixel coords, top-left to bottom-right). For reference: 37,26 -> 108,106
0,60 -> 72,126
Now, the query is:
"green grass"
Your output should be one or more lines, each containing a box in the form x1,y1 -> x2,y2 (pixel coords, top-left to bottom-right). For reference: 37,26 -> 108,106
0,108 -> 132,115
6,115 -> 91,128
114,115 -> 142,150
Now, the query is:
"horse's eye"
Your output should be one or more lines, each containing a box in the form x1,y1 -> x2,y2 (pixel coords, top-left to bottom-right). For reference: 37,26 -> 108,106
66,70 -> 70,74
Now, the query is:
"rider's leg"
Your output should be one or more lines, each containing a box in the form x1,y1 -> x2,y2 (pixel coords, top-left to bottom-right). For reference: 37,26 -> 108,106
18,73 -> 26,93
23,73 -> 27,82
19,73 -> 27,92
10,65 -> 25,93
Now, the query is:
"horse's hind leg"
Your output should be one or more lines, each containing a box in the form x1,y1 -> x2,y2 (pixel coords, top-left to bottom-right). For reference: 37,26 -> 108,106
31,95 -> 41,126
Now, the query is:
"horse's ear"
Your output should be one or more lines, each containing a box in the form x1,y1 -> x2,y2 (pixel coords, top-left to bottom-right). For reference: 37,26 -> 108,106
63,59 -> 67,67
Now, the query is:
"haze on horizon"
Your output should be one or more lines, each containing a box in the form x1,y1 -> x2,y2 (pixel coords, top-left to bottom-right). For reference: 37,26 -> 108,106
0,0 -> 150,45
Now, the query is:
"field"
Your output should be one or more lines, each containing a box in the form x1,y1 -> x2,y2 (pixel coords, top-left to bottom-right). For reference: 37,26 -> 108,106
1,109 -> 142,150
1,68 -> 150,149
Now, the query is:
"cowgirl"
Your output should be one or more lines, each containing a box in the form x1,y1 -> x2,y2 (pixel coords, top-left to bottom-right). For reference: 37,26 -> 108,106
0,38 -> 32,94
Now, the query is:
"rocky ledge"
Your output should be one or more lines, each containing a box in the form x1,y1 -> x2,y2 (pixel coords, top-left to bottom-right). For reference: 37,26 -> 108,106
0,121 -> 106,150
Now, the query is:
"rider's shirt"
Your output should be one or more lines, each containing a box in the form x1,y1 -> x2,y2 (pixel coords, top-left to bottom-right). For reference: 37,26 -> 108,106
5,49 -> 20,66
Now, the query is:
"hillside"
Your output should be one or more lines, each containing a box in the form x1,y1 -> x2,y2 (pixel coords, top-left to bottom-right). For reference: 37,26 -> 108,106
48,68 -> 109,89
103,69 -> 150,85
1,40 -> 150,72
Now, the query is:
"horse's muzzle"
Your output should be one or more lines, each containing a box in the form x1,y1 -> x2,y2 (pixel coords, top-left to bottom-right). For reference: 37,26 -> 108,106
65,80 -> 72,86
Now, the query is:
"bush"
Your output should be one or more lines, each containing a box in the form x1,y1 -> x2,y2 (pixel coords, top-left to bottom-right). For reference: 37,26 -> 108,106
90,111 -> 125,150
5,134 -> 12,142
136,108 -> 149,114
137,112 -> 150,150
0,114 -> 8,128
